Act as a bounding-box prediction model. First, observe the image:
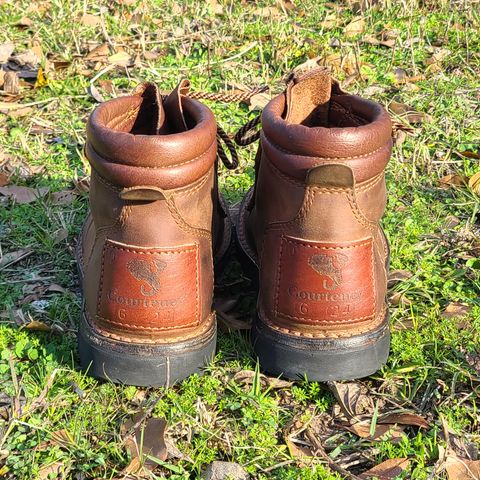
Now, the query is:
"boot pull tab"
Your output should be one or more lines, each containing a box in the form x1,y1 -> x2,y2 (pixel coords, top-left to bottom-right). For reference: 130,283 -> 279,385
119,185 -> 167,201
306,164 -> 355,189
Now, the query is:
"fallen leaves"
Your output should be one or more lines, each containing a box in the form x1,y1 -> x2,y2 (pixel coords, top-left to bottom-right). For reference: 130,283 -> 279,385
0,185 -> 49,204
344,16 -> 366,38
0,248 -> 33,269
387,269 -> 412,288
468,172 -> 480,195
233,370 -> 293,389
388,101 -> 431,124
359,457 -> 410,479
80,13 -> 102,27
438,174 -> 468,189
444,447 -> 480,480
441,302 -> 471,318
0,42 -> 15,63
120,414 -> 170,476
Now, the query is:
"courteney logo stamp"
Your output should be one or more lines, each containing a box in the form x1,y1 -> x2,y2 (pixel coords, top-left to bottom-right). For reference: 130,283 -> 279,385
308,253 -> 348,290
126,258 -> 167,297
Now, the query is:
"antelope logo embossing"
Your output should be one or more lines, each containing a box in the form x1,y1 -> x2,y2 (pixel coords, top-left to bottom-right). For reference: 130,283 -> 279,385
126,258 -> 166,297
308,253 -> 348,290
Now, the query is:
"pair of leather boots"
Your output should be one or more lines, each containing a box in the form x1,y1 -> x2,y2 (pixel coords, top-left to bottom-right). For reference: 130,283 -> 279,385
77,68 -> 392,386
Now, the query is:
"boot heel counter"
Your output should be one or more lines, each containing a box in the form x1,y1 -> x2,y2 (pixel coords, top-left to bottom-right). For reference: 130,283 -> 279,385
259,163 -> 387,329
96,239 -> 200,334
273,236 -> 376,324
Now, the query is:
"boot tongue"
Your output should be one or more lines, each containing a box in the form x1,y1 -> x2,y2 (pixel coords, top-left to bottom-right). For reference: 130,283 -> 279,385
284,68 -> 333,127
132,82 -> 167,134
162,79 -> 190,133
131,80 -> 190,134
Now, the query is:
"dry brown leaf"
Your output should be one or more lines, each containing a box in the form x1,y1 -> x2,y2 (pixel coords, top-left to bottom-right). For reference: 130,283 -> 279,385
0,185 -> 49,204
15,17 -> 33,28
389,292 -> 412,306
206,0 -> 224,14
389,101 -> 431,124
85,43 -> 110,61
362,34 -> 395,48
468,172 -> 480,194
0,248 -> 33,269
108,51 -> 132,67
324,52 -> 359,76
53,228 -> 68,244
3,71 -> 19,95
442,302 -> 471,318
51,190 -> 76,205
233,370 -> 293,389
0,172 -> 9,187
7,106 -> 33,118
9,49 -> 40,67
248,92 -> 270,111
459,348 -> 480,375
426,48 -> 451,66
445,448 -> 480,480
344,16 -> 366,37
328,381 -> 373,419
253,5 -> 283,17
438,174 -> 468,188
378,412 -> 429,429
320,13 -> 338,29
387,269 -> 412,288
0,42 -> 15,63
38,461 -> 64,480
74,176 -> 90,193
24,320 -> 52,332
360,457 -> 410,479
285,435 -> 313,459
460,150 -> 480,159
346,421 -> 405,442
81,13 -> 101,26
121,415 -> 168,469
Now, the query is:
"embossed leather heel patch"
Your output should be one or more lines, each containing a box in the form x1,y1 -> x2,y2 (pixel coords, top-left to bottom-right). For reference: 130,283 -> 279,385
276,236 -> 375,324
97,240 -> 199,330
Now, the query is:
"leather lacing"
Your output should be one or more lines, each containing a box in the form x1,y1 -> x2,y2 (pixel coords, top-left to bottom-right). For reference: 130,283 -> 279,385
180,87 -> 267,169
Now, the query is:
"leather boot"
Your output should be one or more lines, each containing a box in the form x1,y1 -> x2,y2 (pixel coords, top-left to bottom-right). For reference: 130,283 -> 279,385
237,68 -> 392,381
77,80 -> 231,386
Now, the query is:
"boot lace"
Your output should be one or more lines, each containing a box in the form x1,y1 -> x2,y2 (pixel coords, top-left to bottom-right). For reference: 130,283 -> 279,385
184,87 -> 267,170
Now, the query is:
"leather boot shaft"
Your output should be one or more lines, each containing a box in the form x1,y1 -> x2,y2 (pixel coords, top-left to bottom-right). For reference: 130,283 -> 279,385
237,68 -> 392,380
77,81 -> 228,385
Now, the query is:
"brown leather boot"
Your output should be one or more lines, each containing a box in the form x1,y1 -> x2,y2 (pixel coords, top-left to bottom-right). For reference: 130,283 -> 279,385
77,80 -> 232,386
237,68 -> 392,381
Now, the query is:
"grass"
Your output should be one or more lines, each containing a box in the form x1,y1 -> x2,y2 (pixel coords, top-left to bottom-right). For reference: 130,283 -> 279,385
0,0 -> 479,478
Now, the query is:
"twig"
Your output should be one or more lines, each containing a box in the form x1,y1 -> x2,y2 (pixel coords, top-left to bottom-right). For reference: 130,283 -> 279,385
149,41 -> 258,73
305,429 -> 363,480
121,395 -> 164,446
8,354 -> 21,418
26,369 -> 58,415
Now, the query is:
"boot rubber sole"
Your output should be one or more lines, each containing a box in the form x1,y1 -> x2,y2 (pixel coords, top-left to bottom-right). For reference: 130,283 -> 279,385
78,312 -> 216,387
252,314 -> 389,381
236,186 -> 390,381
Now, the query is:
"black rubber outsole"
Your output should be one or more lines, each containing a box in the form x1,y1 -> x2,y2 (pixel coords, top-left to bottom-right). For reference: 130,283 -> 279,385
252,314 -> 390,381
78,313 -> 217,387
236,186 -> 390,381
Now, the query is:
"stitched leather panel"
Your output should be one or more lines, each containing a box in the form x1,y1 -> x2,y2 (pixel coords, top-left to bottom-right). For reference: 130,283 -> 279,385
96,239 -> 199,331
275,236 -> 375,325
